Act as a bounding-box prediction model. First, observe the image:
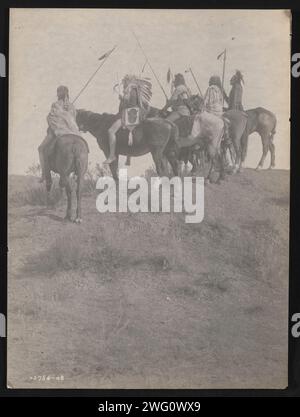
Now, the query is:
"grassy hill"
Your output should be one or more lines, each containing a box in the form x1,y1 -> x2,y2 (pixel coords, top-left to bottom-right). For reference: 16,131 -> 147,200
7,169 -> 289,388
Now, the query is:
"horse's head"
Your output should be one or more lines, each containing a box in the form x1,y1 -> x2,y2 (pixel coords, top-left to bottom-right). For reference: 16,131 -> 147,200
190,94 -> 205,113
76,109 -> 93,133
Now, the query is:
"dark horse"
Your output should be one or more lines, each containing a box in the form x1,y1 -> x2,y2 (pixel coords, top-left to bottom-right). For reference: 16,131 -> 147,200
148,99 -> 276,174
76,110 -> 179,179
47,134 -> 88,223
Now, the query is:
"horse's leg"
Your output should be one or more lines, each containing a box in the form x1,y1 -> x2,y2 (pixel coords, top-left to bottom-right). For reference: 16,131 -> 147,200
179,160 -> 185,177
239,131 -> 249,172
190,151 -> 198,175
269,132 -> 276,169
231,136 -> 241,174
161,156 -> 170,176
74,155 -> 87,223
165,149 -> 179,176
206,144 -> 215,184
229,144 -> 236,167
216,151 -> 226,183
109,155 -> 119,182
198,150 -> 203,171
74,174 -> 83,223
256,132 -> 269,170
61,175 -> 73,221
177,149 -> 187,176
206,159 -> 214,184
150,148 -> 165,177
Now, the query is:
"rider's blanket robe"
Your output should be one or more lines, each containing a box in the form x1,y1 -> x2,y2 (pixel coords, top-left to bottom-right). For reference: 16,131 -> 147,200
47,99 -> 80,137
204,85 -> 223,117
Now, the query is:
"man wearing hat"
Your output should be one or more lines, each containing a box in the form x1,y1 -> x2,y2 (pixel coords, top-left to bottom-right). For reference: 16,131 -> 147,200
38,85 -> 79,183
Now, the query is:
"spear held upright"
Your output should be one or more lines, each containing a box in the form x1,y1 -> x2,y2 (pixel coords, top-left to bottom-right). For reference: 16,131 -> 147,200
132,31 -> 168,101
217,48 -> 227,107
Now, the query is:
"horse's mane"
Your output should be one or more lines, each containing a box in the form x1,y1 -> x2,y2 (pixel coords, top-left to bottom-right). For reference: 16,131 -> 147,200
77,109 -> 119,134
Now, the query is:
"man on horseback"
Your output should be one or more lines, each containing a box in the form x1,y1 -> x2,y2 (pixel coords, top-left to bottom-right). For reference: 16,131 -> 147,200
227,70 -> 244,111
203,75 -> 226,117
162,73 -> 192,122
203,75 -> 235,167
38,85 -> 80,183
104,74 -> 152,164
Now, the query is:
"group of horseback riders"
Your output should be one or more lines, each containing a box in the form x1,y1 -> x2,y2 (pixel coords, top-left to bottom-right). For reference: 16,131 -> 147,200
38,69 -> 245,182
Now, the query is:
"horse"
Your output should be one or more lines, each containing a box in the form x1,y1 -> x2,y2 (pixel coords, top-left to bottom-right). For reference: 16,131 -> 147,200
223,107 -> 277,172
175,110 -> 226,183
76,110 -> 179,178
46,134 -> 88,223
242,107 -> 277,170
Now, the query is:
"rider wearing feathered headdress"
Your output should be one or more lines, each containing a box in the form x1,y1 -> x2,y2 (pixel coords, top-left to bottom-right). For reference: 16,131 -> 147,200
105,74 -> 152,164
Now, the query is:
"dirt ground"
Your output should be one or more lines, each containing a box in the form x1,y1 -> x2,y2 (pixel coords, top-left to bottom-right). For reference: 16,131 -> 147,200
7,169 -> 289,388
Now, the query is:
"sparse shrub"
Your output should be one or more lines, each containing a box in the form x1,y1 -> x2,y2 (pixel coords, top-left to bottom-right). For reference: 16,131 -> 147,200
83,163 -> 111,194
26,163 -> 41,177
143,165 -> 158,181
25,231 -> 83,274
10,162 -> 113,207
9,177 -> 63,207
26,230 -> 123,277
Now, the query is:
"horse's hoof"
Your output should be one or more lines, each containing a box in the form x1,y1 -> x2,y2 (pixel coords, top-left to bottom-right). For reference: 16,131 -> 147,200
256,165 -> 262,171
64,215 -> 72,222
268,165 -> 275,170
74,218 -> 82,224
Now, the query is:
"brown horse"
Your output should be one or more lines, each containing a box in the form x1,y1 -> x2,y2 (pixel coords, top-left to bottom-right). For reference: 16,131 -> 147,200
241,107 -> 277,170
47,134 -> 88,223
76,110 -> 179,178
224,107 -> 277,171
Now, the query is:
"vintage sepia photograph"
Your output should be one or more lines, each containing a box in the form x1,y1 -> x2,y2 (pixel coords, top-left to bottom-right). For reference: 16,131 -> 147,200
8,8 -> 290,388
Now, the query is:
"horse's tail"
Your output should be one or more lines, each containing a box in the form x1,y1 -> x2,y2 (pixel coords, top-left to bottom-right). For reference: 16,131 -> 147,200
72,141 -> 88,177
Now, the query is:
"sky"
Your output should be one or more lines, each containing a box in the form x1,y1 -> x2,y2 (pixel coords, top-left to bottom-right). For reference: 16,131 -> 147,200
9,9 -> 291,175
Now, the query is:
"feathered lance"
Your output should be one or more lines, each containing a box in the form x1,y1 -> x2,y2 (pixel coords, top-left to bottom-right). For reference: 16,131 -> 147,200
72,45 -> 117,104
